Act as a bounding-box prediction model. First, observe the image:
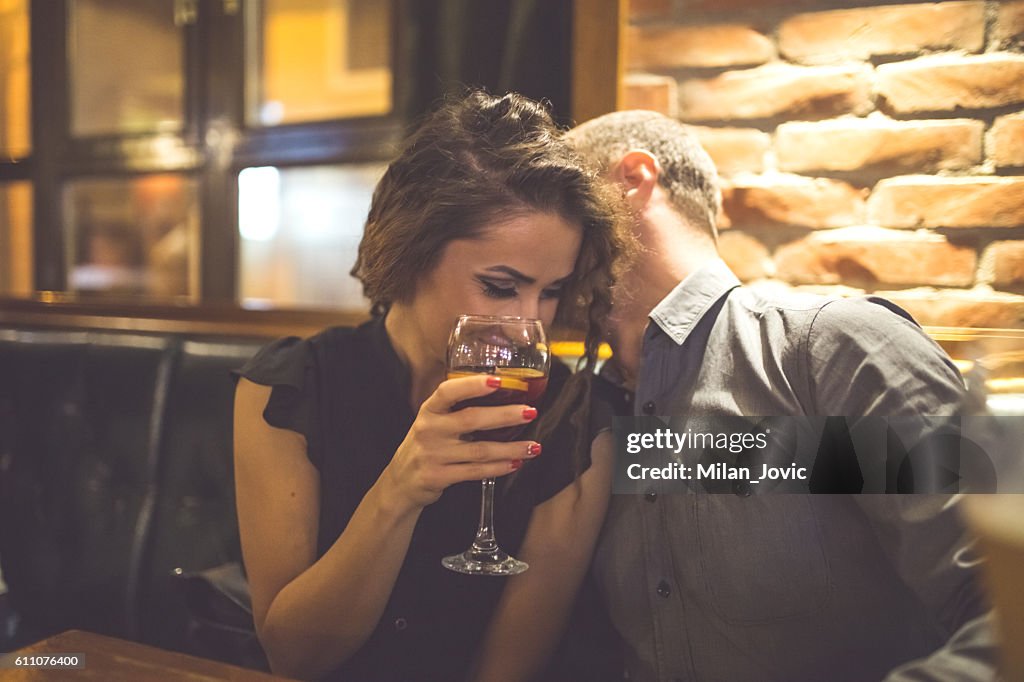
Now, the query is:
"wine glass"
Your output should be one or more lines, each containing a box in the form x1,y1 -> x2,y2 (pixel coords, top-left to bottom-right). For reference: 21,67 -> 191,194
442,314 -> 550,576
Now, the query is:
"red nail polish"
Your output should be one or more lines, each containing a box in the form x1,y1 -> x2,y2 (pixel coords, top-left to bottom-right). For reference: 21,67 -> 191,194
527,443 -> 542,457
522,407 -> 538,421
510,459 -> 523,471
486,376 -> 502,388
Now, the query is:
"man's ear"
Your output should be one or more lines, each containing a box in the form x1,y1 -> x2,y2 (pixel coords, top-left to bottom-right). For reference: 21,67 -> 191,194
611,149 -> 660,212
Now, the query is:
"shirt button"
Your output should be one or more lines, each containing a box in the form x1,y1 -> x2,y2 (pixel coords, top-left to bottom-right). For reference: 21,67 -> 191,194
642,400 -> 656,415
656,580 -> 671,598
644,488 -> 657,503
394,617 -> 408,632
733,481 -> 751,497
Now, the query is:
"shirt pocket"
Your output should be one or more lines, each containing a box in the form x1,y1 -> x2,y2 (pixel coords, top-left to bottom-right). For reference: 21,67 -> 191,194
694,496 -> 832,624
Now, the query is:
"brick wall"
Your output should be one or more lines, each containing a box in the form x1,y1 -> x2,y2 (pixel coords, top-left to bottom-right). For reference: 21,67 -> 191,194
624,0 -> 1024,329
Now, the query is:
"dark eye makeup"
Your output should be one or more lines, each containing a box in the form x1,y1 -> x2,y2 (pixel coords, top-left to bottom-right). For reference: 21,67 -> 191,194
476,276 -> 566,301
540,285 -> 564,300
478,277 -> 517,299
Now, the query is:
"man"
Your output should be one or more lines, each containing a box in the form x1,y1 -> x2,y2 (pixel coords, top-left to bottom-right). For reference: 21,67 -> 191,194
567,111 -> 998,681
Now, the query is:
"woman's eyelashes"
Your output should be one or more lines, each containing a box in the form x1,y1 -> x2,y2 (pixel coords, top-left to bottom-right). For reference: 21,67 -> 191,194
540,285 -> 564,300
477,277 -> 564,300
479,278 -> 517,299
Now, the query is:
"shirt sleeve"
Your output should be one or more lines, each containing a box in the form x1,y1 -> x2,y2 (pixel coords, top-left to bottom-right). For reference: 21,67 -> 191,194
805,296 -> 965,421
232,336 -> 322,469
803,297 -> 967,493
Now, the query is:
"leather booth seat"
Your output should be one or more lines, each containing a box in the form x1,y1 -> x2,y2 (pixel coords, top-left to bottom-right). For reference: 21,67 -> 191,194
0,327 -> 267,662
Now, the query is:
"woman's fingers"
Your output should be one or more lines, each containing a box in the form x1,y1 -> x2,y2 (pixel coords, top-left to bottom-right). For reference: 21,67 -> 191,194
445,459 -> 529,482
421,374 -> 501,414
417,374 -> 537,439
453,439 -> 542,465
403,440 -> 539,499
446,403 -> 536,435
429,440 -> 541,486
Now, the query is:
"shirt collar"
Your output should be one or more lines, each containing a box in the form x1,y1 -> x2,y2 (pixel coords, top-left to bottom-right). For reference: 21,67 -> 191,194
648,258 -> 741,346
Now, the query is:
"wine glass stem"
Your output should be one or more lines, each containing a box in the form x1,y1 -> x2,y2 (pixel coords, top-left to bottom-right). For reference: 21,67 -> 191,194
472,477 -> 498,553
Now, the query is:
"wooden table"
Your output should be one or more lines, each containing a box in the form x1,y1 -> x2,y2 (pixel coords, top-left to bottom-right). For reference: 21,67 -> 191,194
0,630 -> 295,681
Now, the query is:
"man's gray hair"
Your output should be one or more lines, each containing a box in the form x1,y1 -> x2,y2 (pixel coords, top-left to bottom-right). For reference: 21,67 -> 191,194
568,110 -> 721,240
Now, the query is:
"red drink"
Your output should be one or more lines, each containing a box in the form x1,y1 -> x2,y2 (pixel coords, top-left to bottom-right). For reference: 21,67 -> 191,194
448,366 -> 548,441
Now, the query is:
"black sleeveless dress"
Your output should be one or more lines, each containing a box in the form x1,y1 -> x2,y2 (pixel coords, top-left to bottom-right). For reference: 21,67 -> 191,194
236,315 -> 587,681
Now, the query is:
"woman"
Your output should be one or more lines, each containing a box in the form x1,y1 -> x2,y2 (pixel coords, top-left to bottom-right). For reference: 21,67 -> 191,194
233,91 -> 626,681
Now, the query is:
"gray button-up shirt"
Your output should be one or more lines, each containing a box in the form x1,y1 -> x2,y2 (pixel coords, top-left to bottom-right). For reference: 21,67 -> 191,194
593,260 -> 996,682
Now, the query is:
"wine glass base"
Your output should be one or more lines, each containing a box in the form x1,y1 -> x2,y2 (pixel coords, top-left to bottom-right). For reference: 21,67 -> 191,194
442,549 -> 528,576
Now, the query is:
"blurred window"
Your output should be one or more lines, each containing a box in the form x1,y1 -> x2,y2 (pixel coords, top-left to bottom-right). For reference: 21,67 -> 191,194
0,181 -> 32,296
247,0 -> 392,126
237,163 -> 384,310
0,0 -> 30,158
64,175 -> 199,299
68,0 -> 185,137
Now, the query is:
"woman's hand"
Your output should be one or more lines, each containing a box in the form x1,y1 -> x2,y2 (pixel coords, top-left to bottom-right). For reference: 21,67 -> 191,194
383,375 -> 541,510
